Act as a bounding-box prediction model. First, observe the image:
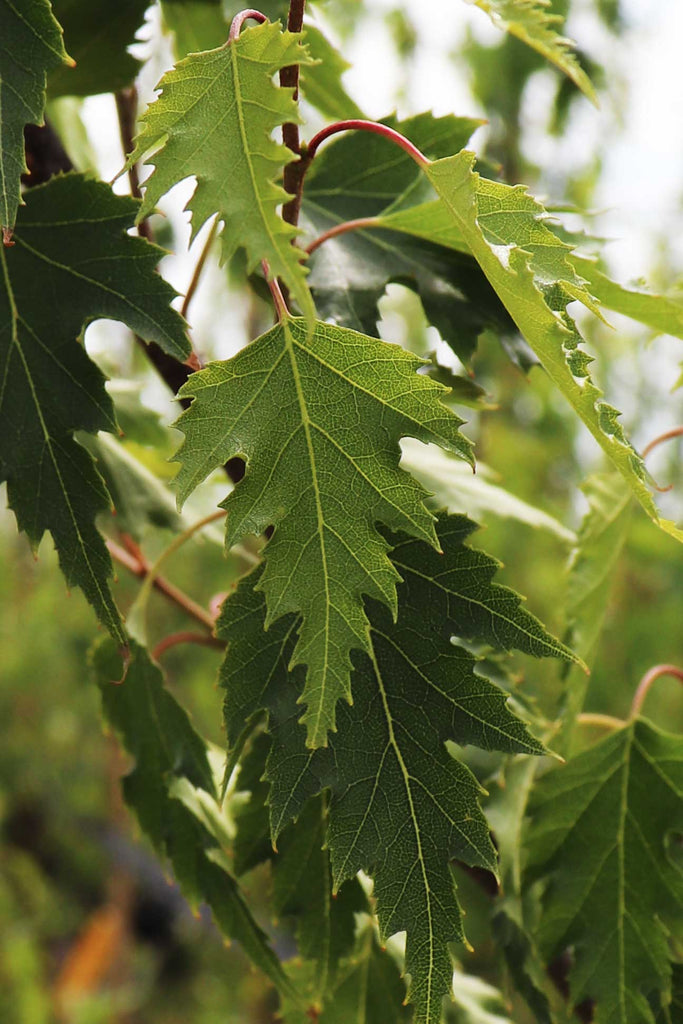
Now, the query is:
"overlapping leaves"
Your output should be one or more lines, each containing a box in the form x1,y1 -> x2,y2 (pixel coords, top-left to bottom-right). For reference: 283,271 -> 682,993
0,0 -> 71,237
0,173 -> 188,641
526,718 -> 683,1023
175,317 -> 473,746
217,513 -> 578,1023
403,152 -> 683,542
302,113 -> 518,364
90,638 -> 298,1004
130,20 -> 315,324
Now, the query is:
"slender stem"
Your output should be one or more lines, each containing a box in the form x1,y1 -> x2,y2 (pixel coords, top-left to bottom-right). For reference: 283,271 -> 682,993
630,664 -> 683,719
306,120 -> 429,167
642,425 -> 683,458
152,631 -> 225,660
181,218 -> 219,321
262,259 -> 290,319
280,0 -> 307,226
292,120 -> 429,229
228,8 -> 268,41
107,539 -> 216,631
576,712 -> 625,732
115,87 -> 151,242
306,217 -> 380,255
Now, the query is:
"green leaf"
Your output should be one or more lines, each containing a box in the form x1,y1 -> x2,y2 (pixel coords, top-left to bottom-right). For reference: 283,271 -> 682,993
302,114 -> 516,364
401,439 -> 576,544
465,0 -> 597,102
161,0 -> 229,57
0,173 -> 188,642
447,971 -> 514,1024
274,798 -> 366,1007
557,472 -> 634,750
78,432 -> 183,541
217,513 -> 574,1023
573,254 -> 683,341
422,153 -> 683,543
0,0 -> 72,237
91,637 -> 301,1006
526,718 -> 683,1023
48,0 -> 148,97
130,21 -> 315,326
300,25 -> 365,121
175,317 -> 473,747
282,922 -> 411,1024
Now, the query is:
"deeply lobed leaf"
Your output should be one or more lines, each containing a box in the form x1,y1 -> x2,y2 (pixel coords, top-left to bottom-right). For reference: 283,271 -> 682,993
466,0 -> 596,102
526,718 -> 683,1023
217,513 -> 576,1023
175,317 -> 473,746
130,20 -> 315,324
0,0 -> 72,236
416,153 -> 683,542
0,173 -> 189,641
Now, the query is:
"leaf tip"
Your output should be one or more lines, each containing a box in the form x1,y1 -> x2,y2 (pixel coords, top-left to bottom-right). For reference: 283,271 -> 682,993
2,227 -> 15,247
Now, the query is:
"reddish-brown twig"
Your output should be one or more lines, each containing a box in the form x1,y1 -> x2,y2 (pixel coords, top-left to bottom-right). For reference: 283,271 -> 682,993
630,664 -> 683,719
152,631 -> 225,660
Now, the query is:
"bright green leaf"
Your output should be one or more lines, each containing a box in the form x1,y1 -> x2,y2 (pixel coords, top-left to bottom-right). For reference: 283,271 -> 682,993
465,0 -> 597,102
0,0 -> 72,237
0,174 -> 188,643
48,0 -> 148,97
130,21 -> 316,325
526,718 -> 683,1023
423,153 -> 683,542
176,317 -> 473,746
573,254 -> 683,341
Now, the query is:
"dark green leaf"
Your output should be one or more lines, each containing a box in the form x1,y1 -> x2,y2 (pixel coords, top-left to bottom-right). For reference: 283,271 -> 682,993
48,0 -> 148,97
526,718 -> 683,1023
0,174 -> 188,642
91,638 -> 301,1005
0,0 -> 71,235
217,513 -> 574,1023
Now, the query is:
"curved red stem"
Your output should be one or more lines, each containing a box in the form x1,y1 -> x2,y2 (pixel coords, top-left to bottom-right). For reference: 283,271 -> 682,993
305,120 -> 429,167
630,664 -> 683,718
642,425 -> 683,459
262,259 -> 290,320
152,631 -> 225,661
229,8 -> 268,41
306,217 -> 380,255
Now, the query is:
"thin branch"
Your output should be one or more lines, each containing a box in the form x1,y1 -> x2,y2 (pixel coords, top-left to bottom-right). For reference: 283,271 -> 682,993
107,539 -> 216,631
181,218 -> 219,321
306,216 -> 380,255
576,712 -> 625,732
630,664 -> 683,719
152,631 -> 225,660
291,119 -> 429,229
262,259 -> 290,319
115,87 -> 151,242
642,425 -> 683,459
280,0 -> 307,226
229,8 -> 268,41
305,120 -> 429,168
